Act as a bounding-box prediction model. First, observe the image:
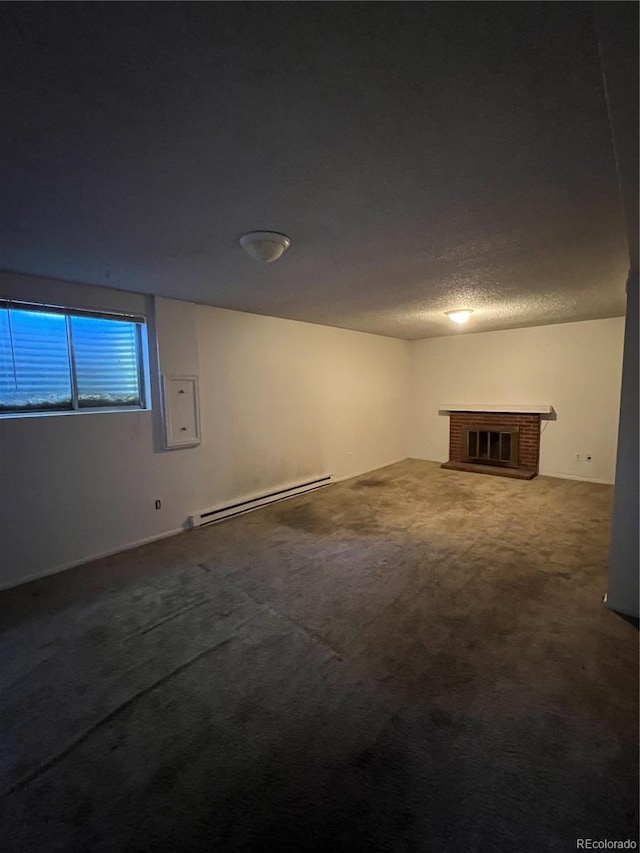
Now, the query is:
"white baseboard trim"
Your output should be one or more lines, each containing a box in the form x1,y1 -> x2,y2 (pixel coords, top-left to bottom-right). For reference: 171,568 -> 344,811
538,471 -> 614,485
0,526 -> 185,592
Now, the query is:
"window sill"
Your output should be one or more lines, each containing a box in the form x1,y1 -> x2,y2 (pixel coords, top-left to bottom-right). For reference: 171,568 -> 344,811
0,406 -> 151,421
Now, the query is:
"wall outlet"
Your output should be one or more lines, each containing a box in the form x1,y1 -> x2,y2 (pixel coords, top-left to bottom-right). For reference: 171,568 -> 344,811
155,499 -> 162,510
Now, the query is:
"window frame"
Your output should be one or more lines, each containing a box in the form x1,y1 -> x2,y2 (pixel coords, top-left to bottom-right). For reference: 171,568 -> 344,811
0,299 -> 150,418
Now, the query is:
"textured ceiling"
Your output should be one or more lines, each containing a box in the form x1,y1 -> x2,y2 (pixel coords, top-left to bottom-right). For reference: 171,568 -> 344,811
0,3 -> 633,339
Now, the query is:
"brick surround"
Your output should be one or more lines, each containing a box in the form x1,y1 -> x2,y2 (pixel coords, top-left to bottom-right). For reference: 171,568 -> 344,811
444,411 -> 541,479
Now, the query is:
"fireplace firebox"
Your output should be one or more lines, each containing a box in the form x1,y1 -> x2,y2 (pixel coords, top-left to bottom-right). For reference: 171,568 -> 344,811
463,425 -> 519,468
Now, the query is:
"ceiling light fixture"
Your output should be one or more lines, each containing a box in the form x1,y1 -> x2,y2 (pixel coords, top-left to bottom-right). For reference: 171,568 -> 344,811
239,231 -> 291,263
445,309 -> 473,325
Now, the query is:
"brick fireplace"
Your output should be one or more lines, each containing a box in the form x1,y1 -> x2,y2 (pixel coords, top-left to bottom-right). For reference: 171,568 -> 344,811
440,405 -> 549,480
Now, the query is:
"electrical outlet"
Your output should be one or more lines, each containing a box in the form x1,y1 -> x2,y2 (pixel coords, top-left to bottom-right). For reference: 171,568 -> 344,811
155,500 -> 162,510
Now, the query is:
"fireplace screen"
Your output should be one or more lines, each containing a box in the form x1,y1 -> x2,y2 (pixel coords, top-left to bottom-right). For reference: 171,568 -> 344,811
463,426 -> 519,468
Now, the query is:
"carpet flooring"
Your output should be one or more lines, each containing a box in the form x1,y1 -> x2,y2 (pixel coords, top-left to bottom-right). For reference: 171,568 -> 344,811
0,460 -> 637,852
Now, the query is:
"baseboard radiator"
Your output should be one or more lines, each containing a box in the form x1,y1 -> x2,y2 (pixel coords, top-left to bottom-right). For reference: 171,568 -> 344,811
188,475 -> 331,529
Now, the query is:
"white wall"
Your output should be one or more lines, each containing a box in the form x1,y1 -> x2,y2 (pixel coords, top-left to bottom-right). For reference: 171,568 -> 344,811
193,304 -> 410,502
0,274 -> 410,589
409,318 -> 625,484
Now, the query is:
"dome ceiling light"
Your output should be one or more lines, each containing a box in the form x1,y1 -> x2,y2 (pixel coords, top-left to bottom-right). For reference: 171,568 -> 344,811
239,231 -> 291,263
445,309 -> 473,325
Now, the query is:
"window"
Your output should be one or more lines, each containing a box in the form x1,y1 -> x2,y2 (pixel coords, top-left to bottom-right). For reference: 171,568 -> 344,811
0,301 -> 147,414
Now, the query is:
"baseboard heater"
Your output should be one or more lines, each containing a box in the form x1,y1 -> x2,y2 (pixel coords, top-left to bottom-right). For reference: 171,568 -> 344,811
188,475 -> 332,529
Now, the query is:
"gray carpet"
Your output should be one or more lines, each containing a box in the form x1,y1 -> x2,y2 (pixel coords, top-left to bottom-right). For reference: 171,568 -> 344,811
0,460 -> 637,852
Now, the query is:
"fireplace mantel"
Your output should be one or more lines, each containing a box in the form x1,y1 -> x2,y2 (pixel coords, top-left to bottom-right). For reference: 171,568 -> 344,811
440,403 -> 553,415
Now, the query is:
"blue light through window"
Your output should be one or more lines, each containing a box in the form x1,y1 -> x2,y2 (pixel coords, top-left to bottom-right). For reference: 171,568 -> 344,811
0,303 -> 146,414
70,315 -> 142,408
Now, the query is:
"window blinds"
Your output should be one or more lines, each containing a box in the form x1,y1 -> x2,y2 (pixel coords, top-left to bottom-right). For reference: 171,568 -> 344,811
0,303 -> 145,413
